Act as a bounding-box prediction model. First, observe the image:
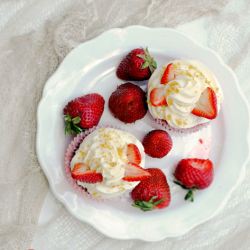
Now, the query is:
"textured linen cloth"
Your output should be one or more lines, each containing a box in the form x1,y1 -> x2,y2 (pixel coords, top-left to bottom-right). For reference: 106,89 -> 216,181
0,0 -> 250,249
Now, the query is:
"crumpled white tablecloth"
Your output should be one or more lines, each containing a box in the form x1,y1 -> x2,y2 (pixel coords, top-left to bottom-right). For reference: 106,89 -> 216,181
1,0 -> 250,249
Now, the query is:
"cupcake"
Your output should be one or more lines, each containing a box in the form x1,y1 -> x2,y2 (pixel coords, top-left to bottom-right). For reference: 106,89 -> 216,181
147,60 -> 223,132
65,127 -> 149,199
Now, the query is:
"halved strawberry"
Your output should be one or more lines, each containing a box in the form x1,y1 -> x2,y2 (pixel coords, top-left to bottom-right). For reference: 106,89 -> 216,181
126,143 -> 141,165
149,88 -> 167,107
71,163 -> 103,183
161,63 -> 175,84
123,163 -> 151,182
192,87 -> 217,119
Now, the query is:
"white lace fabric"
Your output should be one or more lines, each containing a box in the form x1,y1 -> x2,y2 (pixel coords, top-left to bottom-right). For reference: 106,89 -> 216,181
0,0 -> 250,249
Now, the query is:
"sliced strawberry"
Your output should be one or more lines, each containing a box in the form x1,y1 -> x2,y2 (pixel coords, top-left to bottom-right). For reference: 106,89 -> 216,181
126,143 -> 141,165
192,87 -> 217,119
71,162 -> 88,173
161,63 -> 175,84
71,163 -> 103,183
149,87 -> 167,107
123,163 -> 151,182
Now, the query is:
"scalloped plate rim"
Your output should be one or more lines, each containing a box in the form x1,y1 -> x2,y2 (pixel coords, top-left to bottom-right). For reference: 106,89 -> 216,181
36,25 -> 250,241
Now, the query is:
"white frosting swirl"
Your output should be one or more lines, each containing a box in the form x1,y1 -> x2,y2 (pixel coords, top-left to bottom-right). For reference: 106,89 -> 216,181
70,128 -> 145,199
148,60 -> 223,129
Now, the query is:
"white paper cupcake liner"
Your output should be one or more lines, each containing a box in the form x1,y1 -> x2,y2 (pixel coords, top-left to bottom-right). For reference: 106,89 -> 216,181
64,127 -> 97,199
154,119 -> 209,135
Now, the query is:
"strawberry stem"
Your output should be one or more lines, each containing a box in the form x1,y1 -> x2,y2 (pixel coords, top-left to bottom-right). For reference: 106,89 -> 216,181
185,190 -> 194,202
174,180 -> 195,202
64,115 -> 83,135
173,180 -> 189,190
132,196 -> 163,211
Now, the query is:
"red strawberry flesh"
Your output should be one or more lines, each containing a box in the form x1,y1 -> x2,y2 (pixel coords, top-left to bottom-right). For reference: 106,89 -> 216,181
161,63 -> 175,84
149,87 -> 167,107
126,143 -> 142,165
71,163 -> 103,183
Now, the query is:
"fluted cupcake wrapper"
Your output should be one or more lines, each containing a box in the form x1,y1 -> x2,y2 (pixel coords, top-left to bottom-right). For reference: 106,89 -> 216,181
64,127 -> 97,199
154,119 -> 209,135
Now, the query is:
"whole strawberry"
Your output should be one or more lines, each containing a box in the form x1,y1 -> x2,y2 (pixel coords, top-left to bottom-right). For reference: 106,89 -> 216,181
108,82 -> 147,123
116,48 -> 157,81
174,158 -> 214,202
131,168 -> 171,211
142,130 -> 172,158
63,93 -> 105,135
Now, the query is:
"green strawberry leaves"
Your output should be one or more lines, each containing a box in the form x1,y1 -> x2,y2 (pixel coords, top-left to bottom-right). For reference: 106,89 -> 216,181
64,115 -> 83,135
132,196 -> 163,211
174,180 -> 196,202
137,47 -> 157,73
184,189 -> 194,202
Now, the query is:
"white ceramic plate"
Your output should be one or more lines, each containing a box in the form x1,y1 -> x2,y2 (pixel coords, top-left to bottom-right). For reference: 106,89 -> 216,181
36,26 -> 250,241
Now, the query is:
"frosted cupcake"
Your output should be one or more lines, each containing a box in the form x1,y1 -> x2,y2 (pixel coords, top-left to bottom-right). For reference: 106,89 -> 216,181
65,127 -> 149,199
147,60 -> 223,132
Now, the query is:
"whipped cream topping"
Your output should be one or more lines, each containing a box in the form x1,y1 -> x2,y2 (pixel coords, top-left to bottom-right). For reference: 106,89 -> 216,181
148,60 -> 223,129
70,128 -> 145,198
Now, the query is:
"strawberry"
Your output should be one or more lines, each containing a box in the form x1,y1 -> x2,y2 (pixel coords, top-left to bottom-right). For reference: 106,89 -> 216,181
131,168 -> 171,211
116,58 -> 129,80
174,158 -> 214,202
149,87 -> 167,106
64,93 -> 105,135
142,130 -> 172,158
108,82 -> 147,123
126,143 -> 141,165
116,48 -> 157,81
192,87 -> 217,119
161,63 -> 175,84
123,163 -> 151,182
71,163 -> 103,183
